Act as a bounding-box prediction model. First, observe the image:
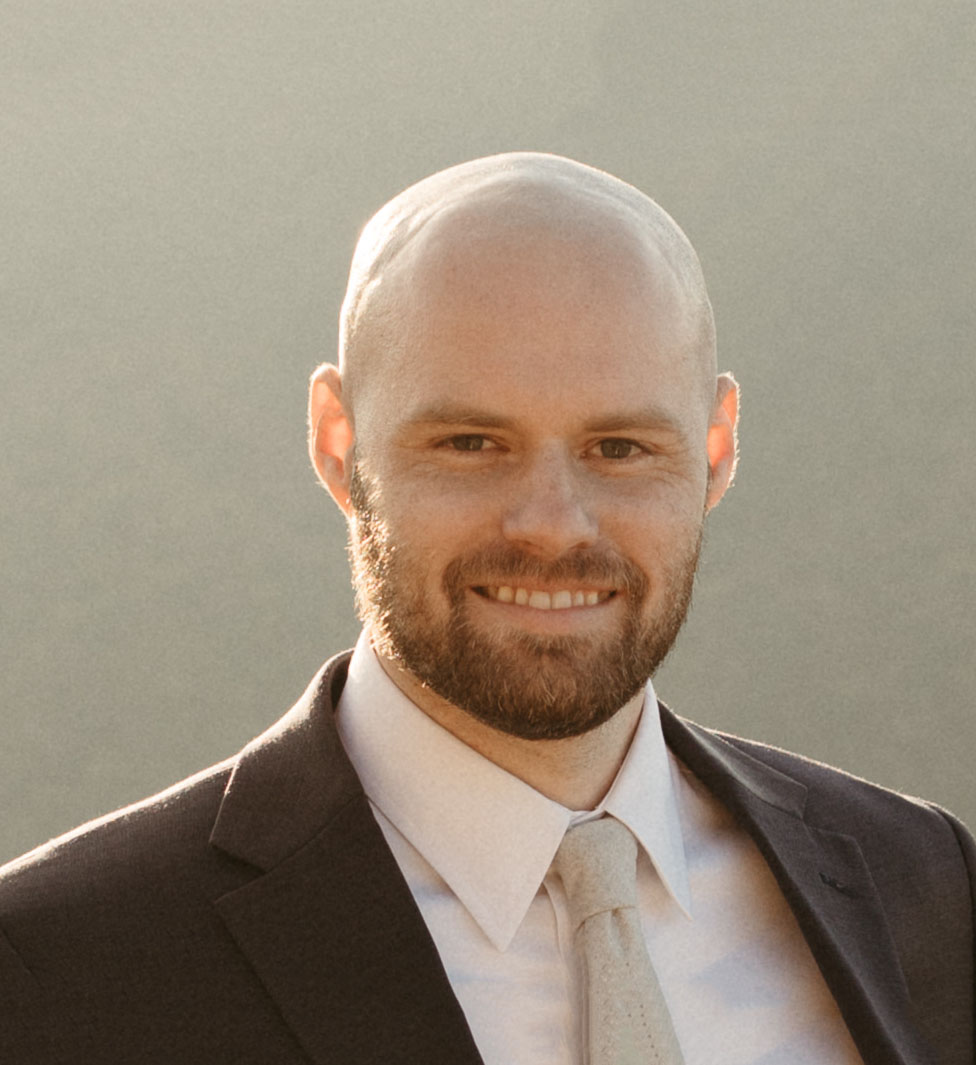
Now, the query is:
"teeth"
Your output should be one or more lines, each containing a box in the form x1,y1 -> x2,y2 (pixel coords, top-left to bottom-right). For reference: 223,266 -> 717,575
485,587 -> 609,609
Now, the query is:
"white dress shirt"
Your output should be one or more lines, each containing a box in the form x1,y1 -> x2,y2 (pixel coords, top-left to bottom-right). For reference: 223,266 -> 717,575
335,633 -> 864,1065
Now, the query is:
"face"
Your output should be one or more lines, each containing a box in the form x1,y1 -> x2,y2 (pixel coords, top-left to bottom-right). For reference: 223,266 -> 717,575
328,211 -> 731,740
349,464 -> 702,739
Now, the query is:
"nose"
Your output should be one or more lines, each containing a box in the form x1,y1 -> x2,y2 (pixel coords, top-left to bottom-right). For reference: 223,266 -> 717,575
500,447 -> 599,558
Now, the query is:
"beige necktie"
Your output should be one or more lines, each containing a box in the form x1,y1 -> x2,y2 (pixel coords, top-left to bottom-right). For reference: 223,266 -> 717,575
552,817 -> 685,1065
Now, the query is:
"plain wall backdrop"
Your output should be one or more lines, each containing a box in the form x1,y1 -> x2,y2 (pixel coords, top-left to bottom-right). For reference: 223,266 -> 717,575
2,0 -> 973,862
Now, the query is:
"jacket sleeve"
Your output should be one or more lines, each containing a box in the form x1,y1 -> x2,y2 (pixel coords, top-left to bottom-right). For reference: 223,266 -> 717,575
937,806 -> 976,1057
0,924 -> 49,1063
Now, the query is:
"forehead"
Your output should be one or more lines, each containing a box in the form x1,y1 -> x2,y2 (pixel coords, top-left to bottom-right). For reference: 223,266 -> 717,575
353,201 -> 709,434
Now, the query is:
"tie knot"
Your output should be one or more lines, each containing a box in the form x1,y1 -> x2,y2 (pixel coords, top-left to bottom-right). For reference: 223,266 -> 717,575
552,817 -> 639,930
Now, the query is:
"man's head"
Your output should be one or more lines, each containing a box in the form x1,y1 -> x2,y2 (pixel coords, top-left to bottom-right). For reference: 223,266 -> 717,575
309,152 -> 738,740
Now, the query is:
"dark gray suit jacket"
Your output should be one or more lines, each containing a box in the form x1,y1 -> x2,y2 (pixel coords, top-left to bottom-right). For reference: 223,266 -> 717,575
0,651 -> 973,1064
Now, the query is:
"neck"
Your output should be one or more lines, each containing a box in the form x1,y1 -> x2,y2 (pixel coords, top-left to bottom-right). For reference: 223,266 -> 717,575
375,653 -> 646,810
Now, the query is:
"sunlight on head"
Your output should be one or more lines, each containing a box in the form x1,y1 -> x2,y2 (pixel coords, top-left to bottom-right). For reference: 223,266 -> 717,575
338,152 -> 717,421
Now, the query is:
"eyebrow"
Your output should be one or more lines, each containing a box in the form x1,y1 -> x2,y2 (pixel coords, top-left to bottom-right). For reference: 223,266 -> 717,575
403,402 -> 687,438
581,408 -> 686,437
404,404 -> 515,429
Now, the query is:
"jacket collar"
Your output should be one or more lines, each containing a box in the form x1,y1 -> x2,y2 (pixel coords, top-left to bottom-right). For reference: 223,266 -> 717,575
206,654 -> 926,1065
210,651 -> 484,1065
209,652 -> 360,870
661,705 -> 933,1065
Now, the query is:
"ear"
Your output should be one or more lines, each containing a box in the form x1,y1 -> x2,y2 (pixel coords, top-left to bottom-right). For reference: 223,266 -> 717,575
308,363 -> 355,517
704,372 -> 739,511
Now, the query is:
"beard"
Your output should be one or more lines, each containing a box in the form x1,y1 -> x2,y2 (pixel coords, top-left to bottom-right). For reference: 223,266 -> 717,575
348,466 -> 701,741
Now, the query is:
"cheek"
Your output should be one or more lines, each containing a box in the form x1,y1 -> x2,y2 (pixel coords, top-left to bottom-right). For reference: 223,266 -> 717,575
601,480 -> 706,536
388,476 -> 505,543
600,497 -> 705,583
383,508 -> 475,581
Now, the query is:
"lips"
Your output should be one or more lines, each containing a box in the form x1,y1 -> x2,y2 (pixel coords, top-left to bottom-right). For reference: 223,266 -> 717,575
476,586 -> 614,610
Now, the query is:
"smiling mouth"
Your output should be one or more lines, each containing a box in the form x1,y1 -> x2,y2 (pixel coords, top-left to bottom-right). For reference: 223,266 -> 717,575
473,586 -> 616,611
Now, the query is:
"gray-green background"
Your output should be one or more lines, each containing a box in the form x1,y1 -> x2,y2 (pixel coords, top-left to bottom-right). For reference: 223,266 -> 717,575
2,1 -> 973,863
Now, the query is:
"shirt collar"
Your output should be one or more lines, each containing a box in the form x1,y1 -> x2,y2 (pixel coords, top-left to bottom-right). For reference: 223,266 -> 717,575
588,695 -> 693,917
335,631 -> 691,951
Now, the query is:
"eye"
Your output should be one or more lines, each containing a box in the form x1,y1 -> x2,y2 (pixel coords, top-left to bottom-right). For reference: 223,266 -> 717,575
596,438 -> 641,459
445,434 -> 490,452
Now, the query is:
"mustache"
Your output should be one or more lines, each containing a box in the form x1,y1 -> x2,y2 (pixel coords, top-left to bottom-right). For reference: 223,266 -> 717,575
442,544 -> 649,596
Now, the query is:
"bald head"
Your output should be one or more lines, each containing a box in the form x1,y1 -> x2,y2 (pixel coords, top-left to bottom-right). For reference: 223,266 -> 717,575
308,154 -> 739,749
337,152 -> 716,417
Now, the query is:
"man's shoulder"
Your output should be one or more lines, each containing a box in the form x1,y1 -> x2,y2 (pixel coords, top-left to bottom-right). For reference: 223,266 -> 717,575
0,650 -> 358,911
0,755 -> 261,1058
730,726 -> 961,821
665,705 -> 973,854
0,757 -> 238,913
664,707 -> 967,847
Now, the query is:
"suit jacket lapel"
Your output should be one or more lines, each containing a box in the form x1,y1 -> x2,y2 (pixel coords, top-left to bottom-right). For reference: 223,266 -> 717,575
199,650 -> 934,1064
209,652 -> 484,1065
660,704 -> 933,1065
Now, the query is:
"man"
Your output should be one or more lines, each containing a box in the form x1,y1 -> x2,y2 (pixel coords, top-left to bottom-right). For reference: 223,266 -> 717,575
0,153 -> 972,1065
